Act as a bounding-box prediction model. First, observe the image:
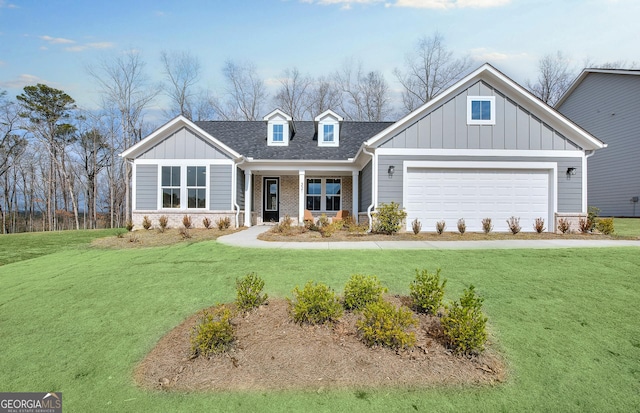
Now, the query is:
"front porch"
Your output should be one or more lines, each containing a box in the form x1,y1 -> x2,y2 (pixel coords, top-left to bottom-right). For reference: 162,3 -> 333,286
243,170 -> 360,226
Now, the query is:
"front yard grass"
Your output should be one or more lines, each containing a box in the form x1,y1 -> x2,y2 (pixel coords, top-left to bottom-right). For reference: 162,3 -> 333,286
611,217 -> 640,238
0,231 -> 639,412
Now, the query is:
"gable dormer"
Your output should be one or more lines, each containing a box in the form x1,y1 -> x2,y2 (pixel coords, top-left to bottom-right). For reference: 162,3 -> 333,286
315,109 -> 343,147
264,109 -> 292,146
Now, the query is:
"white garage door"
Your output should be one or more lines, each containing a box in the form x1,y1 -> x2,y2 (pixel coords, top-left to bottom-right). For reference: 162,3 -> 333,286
405,167 -> 551,232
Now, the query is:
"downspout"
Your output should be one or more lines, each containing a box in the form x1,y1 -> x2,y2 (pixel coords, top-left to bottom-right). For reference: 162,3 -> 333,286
233,157 -> 247,228
361,146 -> 375,232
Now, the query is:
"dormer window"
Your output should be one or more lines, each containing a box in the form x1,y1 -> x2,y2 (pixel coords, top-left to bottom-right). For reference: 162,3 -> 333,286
264,109 -> 292,146
316,109 -> 343,147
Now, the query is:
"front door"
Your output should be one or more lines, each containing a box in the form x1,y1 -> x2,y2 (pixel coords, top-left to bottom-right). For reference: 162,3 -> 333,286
263,177 -> 279,222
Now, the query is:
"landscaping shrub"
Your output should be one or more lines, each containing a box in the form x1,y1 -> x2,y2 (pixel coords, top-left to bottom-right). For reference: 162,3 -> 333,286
441,285 -> 488,355
190,305 -> 235,358
588,206 -> 600,232
356,300 -> 417,349
436,220 -> 446,234
216,216 -> 231,230
481,217 -> 493,234
316,214 -> 329,229
411,218 -> 422,234
179,227 -> 191,239
236,272 -> 268,312
288,281 -> 343,325
534,217 -> 545,233
507,216 -> 521,234
183,215 -> 193,229
158,215 -> 168,232
410,268 -> 447,315
372,202 -> 407,235
125,220 -> 134,232
202,217 -> 212,229
343,274 -> 387,311
596,217 -> 614,235
558,218 -> 571,234
116,229 -> 126,238
578,217 -> 591,233
142,215 -> 152,230
320,220 -> 342,238
457,218 -> 466,235
346,218 -> 368,235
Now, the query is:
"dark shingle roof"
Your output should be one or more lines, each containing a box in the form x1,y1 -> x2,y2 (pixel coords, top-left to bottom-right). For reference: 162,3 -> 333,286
194,121 -> 393,160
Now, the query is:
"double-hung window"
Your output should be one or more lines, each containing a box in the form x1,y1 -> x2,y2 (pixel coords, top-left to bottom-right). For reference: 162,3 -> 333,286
161,165 -> 207,209
467,96 -> 496,125
323,124 -> 334,143
273,124 -> 284,143
162,166 -> 181,208
187,166 -> 206,208
306,178 -> 341,211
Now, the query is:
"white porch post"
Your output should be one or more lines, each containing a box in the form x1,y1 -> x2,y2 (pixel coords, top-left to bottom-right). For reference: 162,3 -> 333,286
352,170 -> 359,223
244,170 -> 252,227
299,170 -> 305,225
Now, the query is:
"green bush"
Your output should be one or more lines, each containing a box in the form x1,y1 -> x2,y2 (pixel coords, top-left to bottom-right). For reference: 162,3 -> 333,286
596,217 -> 614,235
441,285 -> 488,355
320,220 -> 342,238
236,272 -> 268,312
288,281 -> 343,325
343,274 -> 387,311
357,300 -> 417,349
372,202 -> 407,235
190,306 -> 235,357
410,268 -> 447,315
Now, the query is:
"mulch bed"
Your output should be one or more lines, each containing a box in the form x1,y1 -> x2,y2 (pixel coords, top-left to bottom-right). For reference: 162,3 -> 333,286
134,296 -> 506,392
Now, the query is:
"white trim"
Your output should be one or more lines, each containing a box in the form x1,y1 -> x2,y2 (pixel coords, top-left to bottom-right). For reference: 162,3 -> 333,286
131,162 -> 137,212
402,161 -> 558,232
375,148 -> 584,158
157,164 -> 210,211
244,170 -> 252,227
467,96 -> 496,125
243,164 -> 359,173
134,158 -> 233,166
352,170 -> 359,222
298,171 -> 305,224
305,177 -> 342,213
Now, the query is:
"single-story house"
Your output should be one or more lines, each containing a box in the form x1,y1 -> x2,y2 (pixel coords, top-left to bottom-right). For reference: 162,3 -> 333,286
120,63 -> 605,232
556,68 -> 640,217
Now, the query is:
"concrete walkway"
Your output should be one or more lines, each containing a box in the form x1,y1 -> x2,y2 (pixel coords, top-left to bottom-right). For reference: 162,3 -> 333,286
218,225 -> 640,250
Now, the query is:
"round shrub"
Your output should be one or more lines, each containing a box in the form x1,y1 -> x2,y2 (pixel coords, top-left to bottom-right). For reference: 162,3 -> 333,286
410,268 -> 447,315
190,305 -> 235,357
372,202 -> 407,235
236,272 -> 268,312
357,300 -> 417,349
288,281 -> 343,325
343,274 -> 387,311
441,285 -> 488,355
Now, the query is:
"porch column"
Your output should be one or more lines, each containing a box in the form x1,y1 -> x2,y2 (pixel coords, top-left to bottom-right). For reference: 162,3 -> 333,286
299,171 -> 305,225
352,170 -> 359,223
244,170 -> 252,227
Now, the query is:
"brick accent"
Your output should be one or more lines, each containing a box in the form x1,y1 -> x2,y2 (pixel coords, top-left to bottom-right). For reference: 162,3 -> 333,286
554,213 -> 587,233
132,211 -> 239,230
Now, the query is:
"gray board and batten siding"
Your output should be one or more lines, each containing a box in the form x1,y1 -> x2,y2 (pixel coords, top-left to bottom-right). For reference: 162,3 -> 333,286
210,164 -> 233,211
359,160 -> 373,212
381,81 -> 580,151
557,72 -> 640,217
138,126 -> 232,160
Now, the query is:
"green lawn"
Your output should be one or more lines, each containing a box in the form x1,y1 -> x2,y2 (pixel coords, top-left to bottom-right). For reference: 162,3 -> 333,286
611,217 -> 640,237
1,232 -> 639,412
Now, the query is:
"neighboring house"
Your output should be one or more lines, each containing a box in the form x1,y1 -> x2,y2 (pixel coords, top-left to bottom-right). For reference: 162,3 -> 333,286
556,69 -> 640,217
120,63 -> 605,233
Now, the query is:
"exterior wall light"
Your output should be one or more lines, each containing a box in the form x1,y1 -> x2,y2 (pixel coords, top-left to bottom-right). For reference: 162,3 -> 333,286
388,165 -> 395,176
566,167 -> 576,176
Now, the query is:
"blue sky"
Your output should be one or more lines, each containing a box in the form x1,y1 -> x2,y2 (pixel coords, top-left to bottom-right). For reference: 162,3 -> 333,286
0,0 -> 637,118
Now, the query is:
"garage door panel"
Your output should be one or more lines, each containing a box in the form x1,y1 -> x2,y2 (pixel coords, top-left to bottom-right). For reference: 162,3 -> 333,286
405,167 -> 550,232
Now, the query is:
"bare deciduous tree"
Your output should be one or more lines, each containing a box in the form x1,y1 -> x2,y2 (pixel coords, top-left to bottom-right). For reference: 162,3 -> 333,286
87,50 -> 159,222
305,76 -> 342,119
213,60 -> 268,121
527,51 -> 574,106
160,50 -> 201,120
337,59 -> 392,121
273,67 -> 312,120
394,32 -> 472,113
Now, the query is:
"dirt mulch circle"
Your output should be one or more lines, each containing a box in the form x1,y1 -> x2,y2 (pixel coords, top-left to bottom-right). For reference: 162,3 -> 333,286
134,296 -> 506,392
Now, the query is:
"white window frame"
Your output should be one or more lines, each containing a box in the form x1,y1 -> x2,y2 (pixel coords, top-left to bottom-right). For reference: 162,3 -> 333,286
318,121 -> 339,147
159,163 -> 209,210
305,177 -> 341,211
467,96 -> 496,125
186,166 -> 207,209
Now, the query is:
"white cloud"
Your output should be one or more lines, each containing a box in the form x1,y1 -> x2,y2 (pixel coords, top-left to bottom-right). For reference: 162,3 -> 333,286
65,42 -> 115,52
301,0 -> 384,7
0,74 -> 47,89
0,0 -> 18,8
391,0 -> 510,8
470,48 -> 529,63
40,35 -> 75,45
